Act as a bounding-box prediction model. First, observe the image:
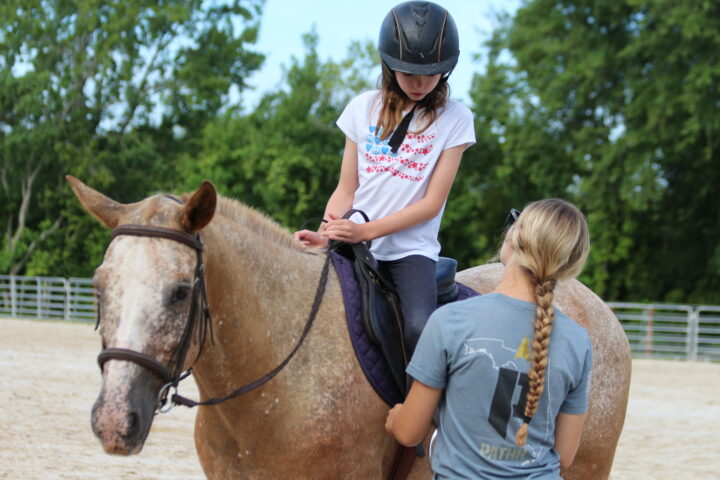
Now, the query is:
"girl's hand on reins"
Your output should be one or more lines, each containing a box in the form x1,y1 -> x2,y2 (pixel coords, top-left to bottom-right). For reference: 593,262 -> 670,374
294,230 -> 329,248
324,216 -> 369,244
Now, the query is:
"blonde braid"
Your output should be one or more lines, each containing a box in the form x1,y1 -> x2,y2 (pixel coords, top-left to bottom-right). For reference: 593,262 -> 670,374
515,277 -> 557,446
505,199 -> 589,447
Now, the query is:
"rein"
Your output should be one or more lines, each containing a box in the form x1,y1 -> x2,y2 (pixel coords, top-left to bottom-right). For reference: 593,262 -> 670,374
173,250 -> 331,408
97,222 -> 331,412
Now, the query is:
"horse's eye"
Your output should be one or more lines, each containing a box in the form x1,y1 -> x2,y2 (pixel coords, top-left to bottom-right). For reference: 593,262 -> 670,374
170,286 -> 191,304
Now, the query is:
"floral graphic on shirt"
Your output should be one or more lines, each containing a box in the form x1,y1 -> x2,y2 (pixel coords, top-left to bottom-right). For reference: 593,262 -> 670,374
364,126 -> 435,182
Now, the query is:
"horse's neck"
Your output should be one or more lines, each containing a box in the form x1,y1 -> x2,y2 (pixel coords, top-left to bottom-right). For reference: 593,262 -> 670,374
205,212 -> 323,313
193,212 -> 328,392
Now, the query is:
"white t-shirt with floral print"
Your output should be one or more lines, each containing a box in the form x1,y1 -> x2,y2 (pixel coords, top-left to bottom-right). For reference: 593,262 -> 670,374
336,90 -> 475,261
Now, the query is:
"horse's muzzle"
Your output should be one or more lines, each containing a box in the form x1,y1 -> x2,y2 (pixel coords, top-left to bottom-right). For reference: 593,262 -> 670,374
91,368 -> 160,455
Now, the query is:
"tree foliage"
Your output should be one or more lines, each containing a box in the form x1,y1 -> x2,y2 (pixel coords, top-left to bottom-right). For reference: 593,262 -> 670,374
456,0 -> 720,302
0,0 -> 264,276
1,0 -> 718,304
176,32 -> 378,228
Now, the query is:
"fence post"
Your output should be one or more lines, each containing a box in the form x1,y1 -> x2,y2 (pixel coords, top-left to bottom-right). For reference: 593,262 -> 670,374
688,308 -> 699,361
64,278 -> 70,321
36,277 -> 42,319
644,307 -> 654,355
10,276 -> 17,317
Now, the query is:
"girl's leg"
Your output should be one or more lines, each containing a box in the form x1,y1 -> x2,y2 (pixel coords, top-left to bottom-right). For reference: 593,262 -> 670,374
378,255 -> 437,356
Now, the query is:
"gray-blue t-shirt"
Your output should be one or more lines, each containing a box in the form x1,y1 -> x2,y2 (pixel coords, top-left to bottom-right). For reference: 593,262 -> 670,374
407,292 -> 592,480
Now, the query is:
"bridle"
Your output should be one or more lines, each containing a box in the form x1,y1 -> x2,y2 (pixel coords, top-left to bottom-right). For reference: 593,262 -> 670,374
96,224 -> 213,413
96,220 -> 331,413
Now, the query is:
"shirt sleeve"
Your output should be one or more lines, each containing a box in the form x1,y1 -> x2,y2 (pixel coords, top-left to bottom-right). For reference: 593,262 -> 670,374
406,306 -> 452,389
560,337 -> 593,414
441,101 -> 476,151
336,99 -> 357,143
337,91 -> 375,144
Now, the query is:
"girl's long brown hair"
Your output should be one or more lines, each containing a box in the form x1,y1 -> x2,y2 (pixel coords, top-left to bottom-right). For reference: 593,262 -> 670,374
375,63 -> 450,140
505,199 -> 590,446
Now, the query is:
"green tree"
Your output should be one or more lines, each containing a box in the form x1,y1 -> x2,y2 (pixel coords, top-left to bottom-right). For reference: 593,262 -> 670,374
177,32 -> 379,228
0,0 -> 264,276
461,0 -> 720,302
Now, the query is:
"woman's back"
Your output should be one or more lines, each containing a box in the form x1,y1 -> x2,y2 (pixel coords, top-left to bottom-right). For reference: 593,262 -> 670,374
408,293 -> 592,479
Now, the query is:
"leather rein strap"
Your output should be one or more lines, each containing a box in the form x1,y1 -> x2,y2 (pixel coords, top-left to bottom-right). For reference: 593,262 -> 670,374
172,249 -> 332,408
96,222 -> 331,412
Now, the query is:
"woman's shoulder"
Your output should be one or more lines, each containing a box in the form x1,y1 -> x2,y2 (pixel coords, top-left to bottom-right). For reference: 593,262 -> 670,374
342,90 -> 382,119
430,293 -> 528,326
553,309 -> 592,347
435,98 -> 474,133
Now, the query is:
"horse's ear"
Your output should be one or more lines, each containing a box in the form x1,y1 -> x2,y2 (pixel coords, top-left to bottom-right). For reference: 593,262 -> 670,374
181,180 -> 216,233
66,175 -> 127,229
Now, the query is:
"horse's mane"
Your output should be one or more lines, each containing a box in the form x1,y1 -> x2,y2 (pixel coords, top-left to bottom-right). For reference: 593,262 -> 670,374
181,193 -> 308,252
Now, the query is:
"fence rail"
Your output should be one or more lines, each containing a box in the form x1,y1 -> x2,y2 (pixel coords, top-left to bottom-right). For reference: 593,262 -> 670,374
606,302 -> 719,362
1,275 -> 718,362
0,275 -> 95,322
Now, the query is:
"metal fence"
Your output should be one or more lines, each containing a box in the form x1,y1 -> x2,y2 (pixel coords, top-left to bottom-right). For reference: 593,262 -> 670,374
0,275 -> 96,322
1,275 -> 719,362
607,302 -> 720,362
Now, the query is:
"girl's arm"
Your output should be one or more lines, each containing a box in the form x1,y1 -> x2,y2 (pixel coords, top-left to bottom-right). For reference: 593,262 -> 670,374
294,137 -> 358,247
323,137 -> 359,223
385,380 -> 442,447
554,412 -> 587,469
323,143 -> 467,244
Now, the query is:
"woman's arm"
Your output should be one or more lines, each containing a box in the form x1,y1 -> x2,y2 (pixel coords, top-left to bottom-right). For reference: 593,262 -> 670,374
323,143 -> 467,244
554,412 -> 586,469
385,380 -> 443,447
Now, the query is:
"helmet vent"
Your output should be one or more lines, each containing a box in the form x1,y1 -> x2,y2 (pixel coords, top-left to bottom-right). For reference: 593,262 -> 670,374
391,10 -> 403,61
437,11 -> 448,63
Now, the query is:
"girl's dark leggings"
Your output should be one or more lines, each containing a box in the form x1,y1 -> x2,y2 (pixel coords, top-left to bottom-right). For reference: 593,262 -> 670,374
377,254 -> 437,356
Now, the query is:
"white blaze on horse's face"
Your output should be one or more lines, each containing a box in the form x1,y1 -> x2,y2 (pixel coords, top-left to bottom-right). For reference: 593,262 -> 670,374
95,235 -> 197,363
92,232 -> 199,454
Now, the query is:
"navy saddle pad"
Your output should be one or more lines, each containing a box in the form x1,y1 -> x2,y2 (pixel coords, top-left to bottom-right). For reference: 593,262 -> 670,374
330,252 -> 479,406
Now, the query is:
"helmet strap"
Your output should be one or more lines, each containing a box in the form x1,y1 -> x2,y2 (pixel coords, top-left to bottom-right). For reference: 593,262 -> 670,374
388,103 -> 418,154
441,65 -> 455,81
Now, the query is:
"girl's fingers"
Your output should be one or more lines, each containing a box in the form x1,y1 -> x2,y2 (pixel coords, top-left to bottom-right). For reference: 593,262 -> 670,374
328,231 -> 348,241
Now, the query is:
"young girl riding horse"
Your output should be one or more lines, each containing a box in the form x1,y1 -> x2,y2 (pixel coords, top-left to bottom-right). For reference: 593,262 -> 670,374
295,1 -> 476,355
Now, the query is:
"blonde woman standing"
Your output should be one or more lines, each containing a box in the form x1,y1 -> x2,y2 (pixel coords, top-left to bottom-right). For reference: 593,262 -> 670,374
385,199 -> 592,479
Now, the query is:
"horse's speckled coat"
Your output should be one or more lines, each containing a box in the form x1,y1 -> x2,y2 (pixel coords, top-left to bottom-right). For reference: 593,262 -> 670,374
69,176 -> 630,480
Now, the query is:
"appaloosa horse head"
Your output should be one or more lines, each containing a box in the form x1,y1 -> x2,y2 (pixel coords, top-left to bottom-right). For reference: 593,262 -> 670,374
68,175 -> 631,479
69,176 -> 216,454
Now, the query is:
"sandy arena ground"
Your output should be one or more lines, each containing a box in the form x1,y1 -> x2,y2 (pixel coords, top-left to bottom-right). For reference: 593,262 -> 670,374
1,318 -> 719,480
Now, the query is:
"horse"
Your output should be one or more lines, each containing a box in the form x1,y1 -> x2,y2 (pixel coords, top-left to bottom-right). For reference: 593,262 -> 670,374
67,176 -> 631,479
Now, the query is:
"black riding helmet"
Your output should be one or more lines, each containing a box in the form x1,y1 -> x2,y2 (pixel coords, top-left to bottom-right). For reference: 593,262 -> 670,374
378,1 -> 459,77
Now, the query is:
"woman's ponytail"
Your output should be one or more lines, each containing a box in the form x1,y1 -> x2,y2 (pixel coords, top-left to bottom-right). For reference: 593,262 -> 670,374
505,199 -> 589,446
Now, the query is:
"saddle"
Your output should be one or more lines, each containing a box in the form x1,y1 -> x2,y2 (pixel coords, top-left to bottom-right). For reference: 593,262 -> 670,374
330,239 -> 461,397
323,210 -> 478,480
309,209 -> 475,401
